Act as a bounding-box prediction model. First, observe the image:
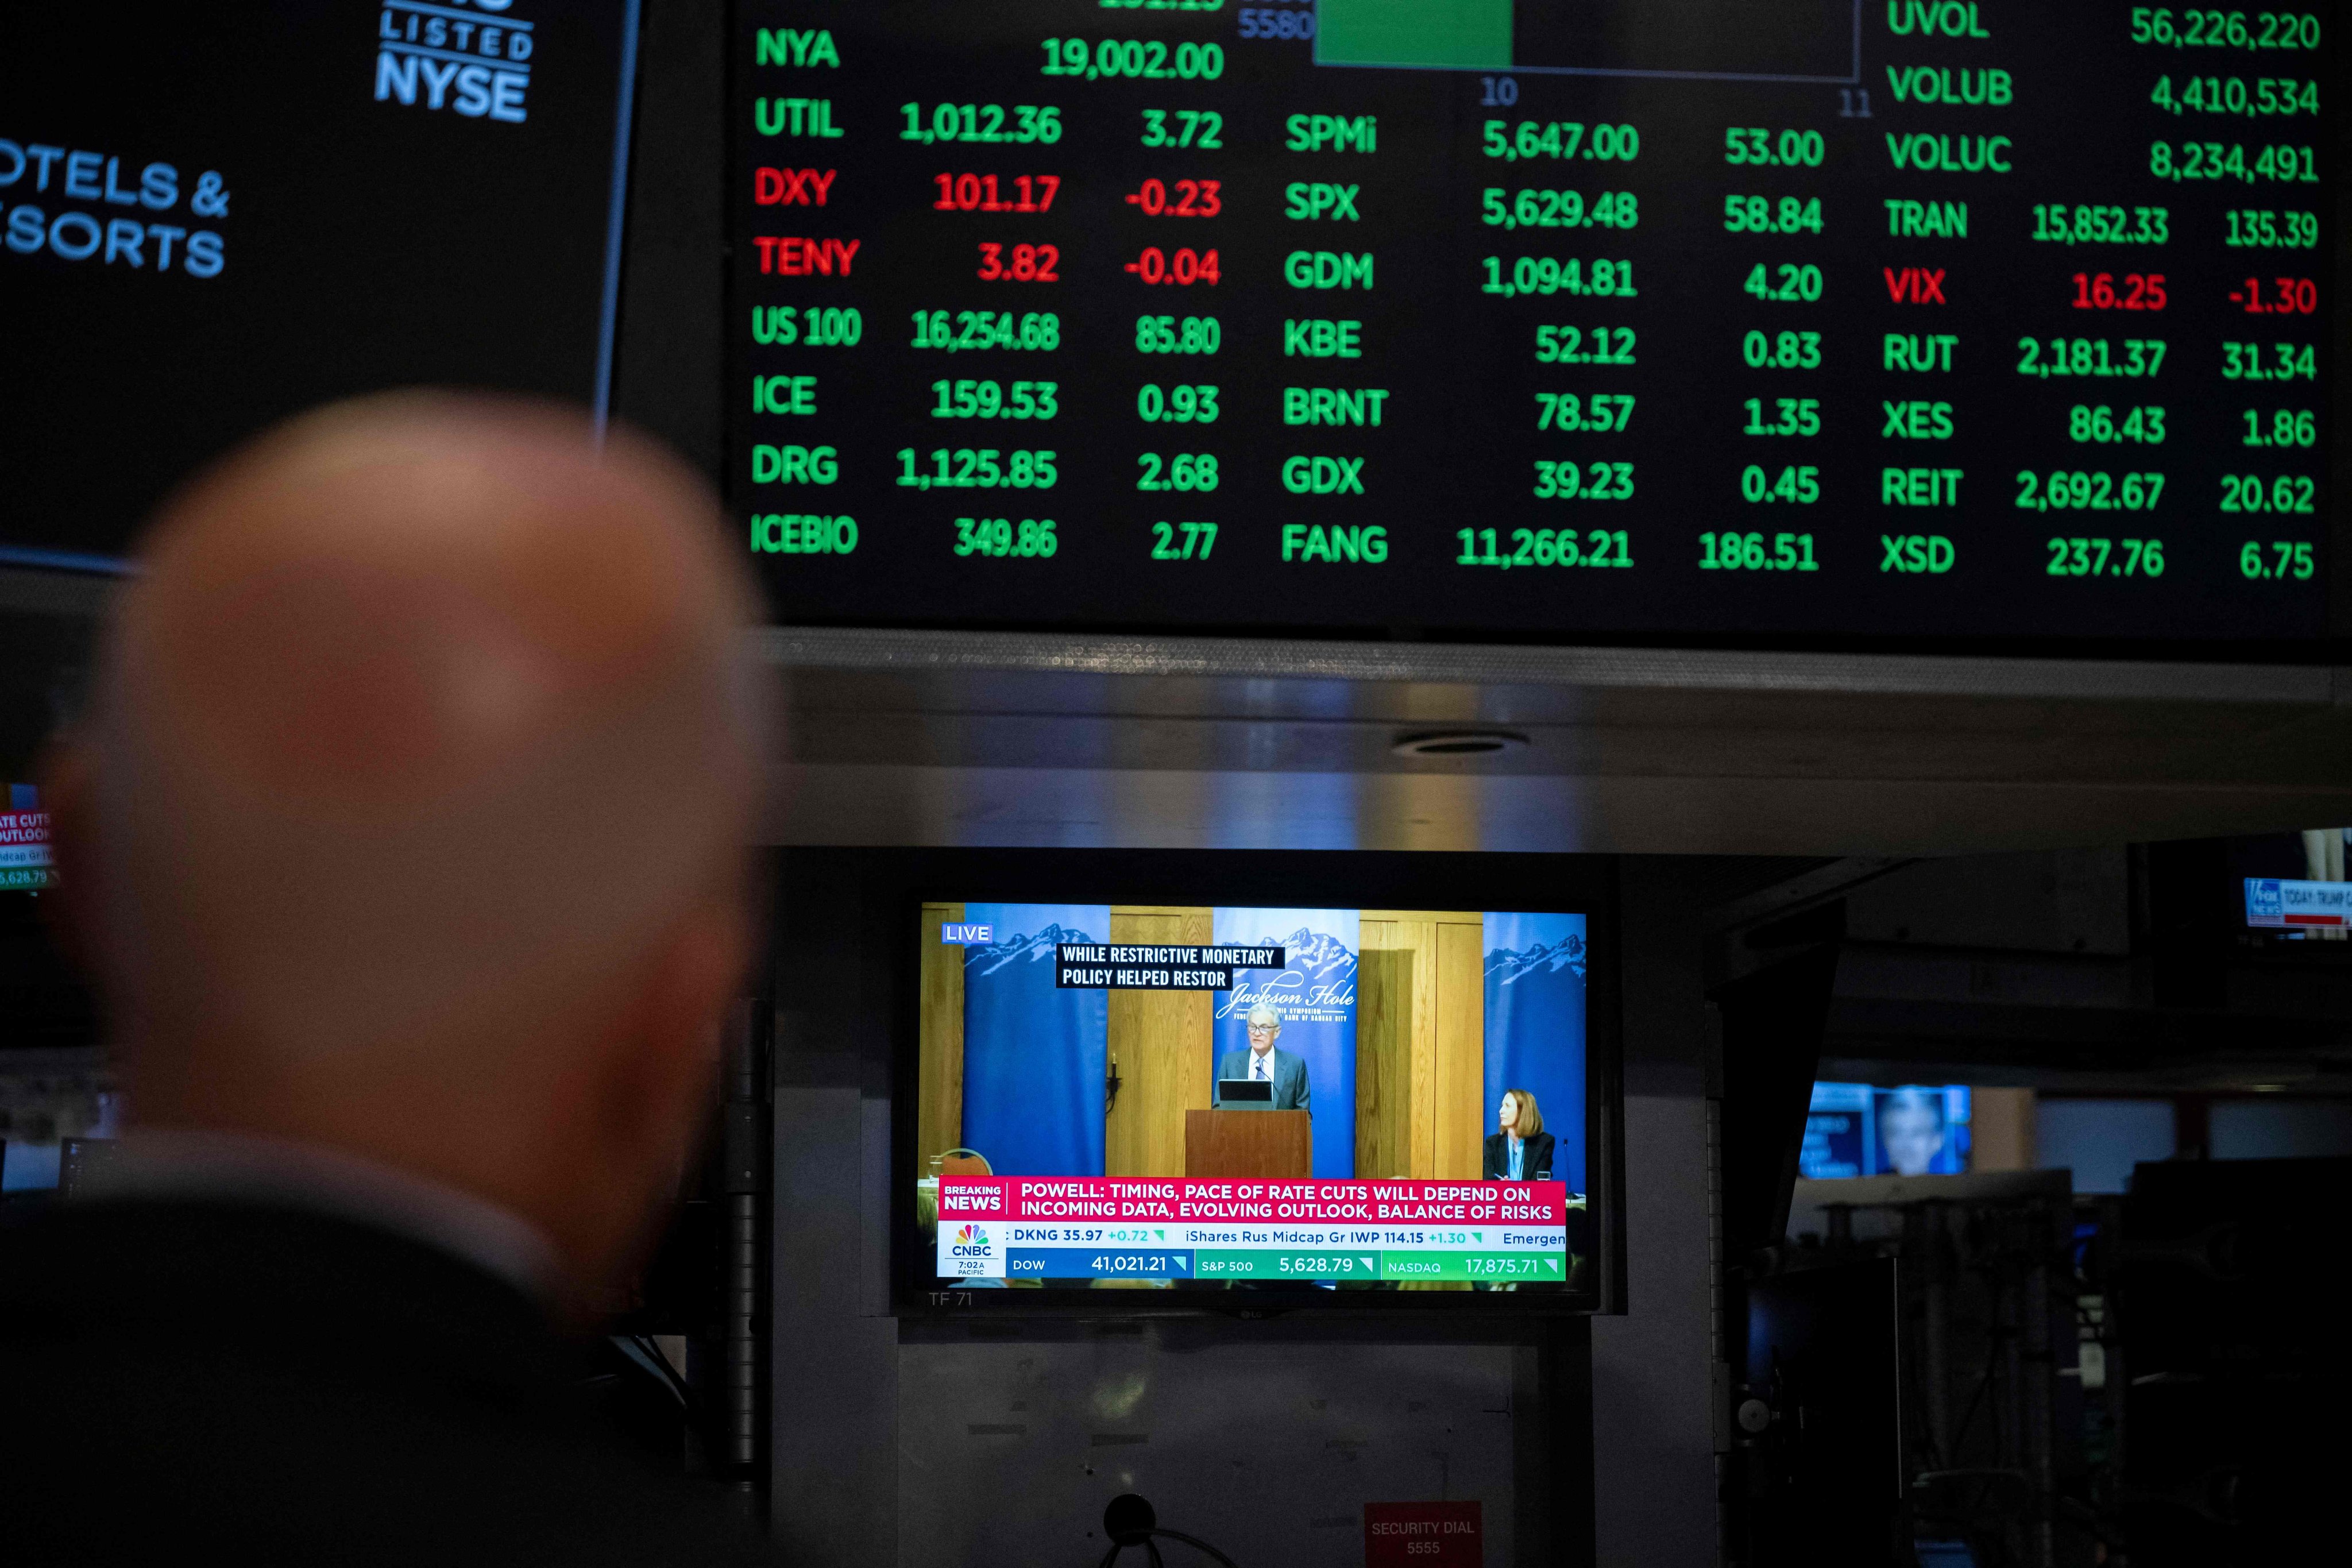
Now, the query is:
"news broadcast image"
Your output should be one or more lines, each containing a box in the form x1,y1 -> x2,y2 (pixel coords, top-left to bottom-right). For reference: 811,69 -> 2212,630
916,903 -> 1591,1291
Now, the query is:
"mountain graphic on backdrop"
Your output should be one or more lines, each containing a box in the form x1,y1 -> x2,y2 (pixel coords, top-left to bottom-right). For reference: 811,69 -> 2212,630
1485,933 -> 1588,986
1485,936 -> 1587,1032
1279,926 -> 1357,988
967,922 -> 1098,979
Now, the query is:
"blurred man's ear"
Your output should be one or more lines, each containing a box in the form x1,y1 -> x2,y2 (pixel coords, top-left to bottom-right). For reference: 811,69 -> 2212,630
593,895 -> 755,1185
34,735 -> 101,983
558,896 -> 753,1288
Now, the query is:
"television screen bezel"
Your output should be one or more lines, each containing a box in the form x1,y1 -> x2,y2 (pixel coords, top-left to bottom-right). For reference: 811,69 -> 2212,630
875,849 -> 1625,1318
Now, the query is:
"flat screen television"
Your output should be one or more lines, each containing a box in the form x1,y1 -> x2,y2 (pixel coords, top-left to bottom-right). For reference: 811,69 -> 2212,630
1799,1082 -> 1972,1180
882,853 -> 1621,1314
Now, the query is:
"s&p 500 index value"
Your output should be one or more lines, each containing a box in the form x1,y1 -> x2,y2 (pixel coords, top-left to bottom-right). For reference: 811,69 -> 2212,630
1481,189 -> 1640,231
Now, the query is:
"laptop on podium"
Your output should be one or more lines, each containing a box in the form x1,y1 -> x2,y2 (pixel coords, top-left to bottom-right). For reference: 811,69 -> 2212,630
1216,1079 -> 1275,1109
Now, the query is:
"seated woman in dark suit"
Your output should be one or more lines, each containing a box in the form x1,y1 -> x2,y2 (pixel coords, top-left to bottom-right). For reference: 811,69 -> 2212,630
1482,1088 -> 1555,1181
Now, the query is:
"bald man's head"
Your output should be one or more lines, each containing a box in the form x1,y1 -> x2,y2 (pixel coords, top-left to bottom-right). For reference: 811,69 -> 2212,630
56,394 -> 771,1292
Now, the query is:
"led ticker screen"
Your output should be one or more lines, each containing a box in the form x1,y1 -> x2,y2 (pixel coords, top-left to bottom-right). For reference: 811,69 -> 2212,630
731,2 -> 2338,648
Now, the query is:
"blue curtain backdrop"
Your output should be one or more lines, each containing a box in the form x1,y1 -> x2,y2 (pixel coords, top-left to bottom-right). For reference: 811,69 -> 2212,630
960,903 -> 1110,1177
1211,907 -> 1357,1179
1482,912 -> 1589,1194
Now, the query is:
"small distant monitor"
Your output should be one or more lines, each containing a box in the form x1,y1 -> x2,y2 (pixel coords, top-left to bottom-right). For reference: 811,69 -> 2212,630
59,1138 -> 119,1197
1217,1078 -> 1275,1108
1801,1082 -> 1972,1179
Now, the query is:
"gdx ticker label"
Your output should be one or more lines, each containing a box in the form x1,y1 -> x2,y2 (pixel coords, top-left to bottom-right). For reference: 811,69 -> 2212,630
374,0 -> 535,124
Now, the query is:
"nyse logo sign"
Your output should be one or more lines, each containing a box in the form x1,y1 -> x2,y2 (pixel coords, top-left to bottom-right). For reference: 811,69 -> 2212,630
375,0 -> 534,124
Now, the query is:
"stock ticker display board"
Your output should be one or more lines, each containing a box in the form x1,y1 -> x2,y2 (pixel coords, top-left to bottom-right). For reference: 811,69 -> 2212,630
730,2 -> 2341,648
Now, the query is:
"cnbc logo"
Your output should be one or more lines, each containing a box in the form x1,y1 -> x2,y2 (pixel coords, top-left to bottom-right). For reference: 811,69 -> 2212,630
951,1224 -> 994,1258
374,0 -> 535,125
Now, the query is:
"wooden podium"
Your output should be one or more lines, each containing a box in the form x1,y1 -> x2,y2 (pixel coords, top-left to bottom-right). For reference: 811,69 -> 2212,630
1184,1109 -> 1311,1179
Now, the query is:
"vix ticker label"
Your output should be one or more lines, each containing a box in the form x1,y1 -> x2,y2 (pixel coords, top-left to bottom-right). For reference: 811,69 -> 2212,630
939,1222 -> 1005,1279
374,0 -> 535,124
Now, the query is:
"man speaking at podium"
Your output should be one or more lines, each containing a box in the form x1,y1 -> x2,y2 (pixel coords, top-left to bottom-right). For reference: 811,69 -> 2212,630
1213,1001 -> 1311,1112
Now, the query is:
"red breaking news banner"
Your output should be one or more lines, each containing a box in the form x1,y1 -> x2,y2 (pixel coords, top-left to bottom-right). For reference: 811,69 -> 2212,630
1364,1501 -> 1482,1567
938,1176 -> 1569,1225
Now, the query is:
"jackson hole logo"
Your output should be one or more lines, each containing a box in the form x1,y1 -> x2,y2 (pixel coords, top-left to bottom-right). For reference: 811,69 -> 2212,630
375,0 -> 535,124
1214,926 -> 1357,1024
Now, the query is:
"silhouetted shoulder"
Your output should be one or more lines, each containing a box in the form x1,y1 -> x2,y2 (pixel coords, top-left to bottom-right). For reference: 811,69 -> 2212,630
0,1202 -> 784,1568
